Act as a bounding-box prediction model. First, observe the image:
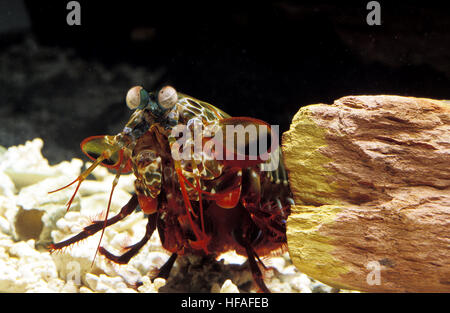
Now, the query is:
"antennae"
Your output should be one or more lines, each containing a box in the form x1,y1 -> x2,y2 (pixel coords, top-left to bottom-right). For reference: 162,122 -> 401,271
91,158 -> 126,267
49,153 -> 108,212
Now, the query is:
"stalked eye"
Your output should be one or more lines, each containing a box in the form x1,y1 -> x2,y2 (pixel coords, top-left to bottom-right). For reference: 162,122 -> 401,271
126,86 -> 149,110
157,86 -> 178,110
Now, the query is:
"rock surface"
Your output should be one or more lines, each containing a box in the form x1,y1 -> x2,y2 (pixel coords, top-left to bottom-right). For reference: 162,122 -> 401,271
0,138 -> 337,293
282,95 -> 450,292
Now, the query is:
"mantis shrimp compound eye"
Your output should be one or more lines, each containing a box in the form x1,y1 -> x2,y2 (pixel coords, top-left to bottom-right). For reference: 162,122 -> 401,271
157,85 -> 178,110
126,86 -> 149,110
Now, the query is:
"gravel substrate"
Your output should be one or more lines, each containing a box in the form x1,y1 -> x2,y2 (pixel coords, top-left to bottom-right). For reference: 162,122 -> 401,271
0,138 -> 348,293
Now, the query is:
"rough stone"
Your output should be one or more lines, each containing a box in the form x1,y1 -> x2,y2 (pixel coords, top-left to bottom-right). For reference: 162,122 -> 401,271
283,95 -> 450,292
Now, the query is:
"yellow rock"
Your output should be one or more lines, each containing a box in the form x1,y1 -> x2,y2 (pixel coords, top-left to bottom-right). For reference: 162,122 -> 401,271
282,95 -> 450,292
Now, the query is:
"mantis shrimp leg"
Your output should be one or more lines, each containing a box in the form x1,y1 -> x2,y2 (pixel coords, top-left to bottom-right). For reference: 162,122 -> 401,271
50,194 -> 139,252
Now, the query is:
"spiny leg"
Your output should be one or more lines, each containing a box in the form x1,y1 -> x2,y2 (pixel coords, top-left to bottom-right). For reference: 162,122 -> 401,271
50,194 -> 139,251
244,243 -> 270,293
153,252 -> 178,280
99,213 -> 157,264
233,227 -> 271,293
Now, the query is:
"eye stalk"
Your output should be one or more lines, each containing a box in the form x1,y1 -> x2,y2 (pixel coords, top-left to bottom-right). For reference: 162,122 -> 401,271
125,85 -> 178,123
157,85 -> 178,110
126,86 -> 149,110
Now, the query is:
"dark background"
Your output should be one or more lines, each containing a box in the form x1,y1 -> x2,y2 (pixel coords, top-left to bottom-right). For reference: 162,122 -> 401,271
0,0 -> 449,163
